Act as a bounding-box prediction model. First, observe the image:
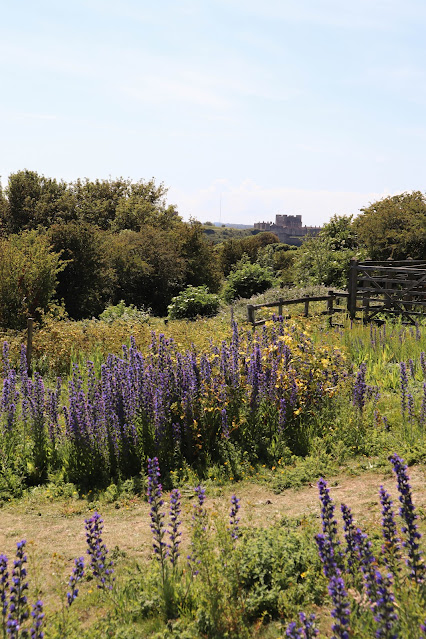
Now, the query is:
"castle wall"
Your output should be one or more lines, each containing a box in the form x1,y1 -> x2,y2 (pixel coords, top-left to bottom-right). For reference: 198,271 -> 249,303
254,214 -> 320,245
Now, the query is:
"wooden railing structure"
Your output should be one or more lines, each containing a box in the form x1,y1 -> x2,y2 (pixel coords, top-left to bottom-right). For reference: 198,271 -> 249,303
247,259 -> 426,327
347,259 -> 426,325
247,290 -> 349,326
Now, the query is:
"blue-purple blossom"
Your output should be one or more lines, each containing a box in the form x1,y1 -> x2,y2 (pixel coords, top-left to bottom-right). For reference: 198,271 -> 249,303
168,489 -> 181,567
7,540 -> 29,639
147,458 -> 168,565
67,557 -> 85,606
399,362 -> 408,417
373,571 -> 398,639
389,454 -> 425,583
328,575 -> 351,639
85,512 -> 114,589
340,504 -> 360,574
379,486 -> 400,571
30,600 -> 44,639
0,554 -> 8,623
229,494 -> 240,542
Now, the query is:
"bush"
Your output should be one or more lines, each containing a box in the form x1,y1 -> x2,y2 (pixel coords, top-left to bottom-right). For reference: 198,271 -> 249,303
222,258 -> 274,302
167,285 -> 221,320
99,300 -> 150,324
0,230 -> 64,329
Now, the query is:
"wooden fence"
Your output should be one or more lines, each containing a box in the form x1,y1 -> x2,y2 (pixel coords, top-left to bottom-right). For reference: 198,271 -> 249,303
247,290 -> 349,326
347,259 -> 426,325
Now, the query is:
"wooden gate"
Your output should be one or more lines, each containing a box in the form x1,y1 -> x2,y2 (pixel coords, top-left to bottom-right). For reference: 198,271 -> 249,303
347,259 -> 426,324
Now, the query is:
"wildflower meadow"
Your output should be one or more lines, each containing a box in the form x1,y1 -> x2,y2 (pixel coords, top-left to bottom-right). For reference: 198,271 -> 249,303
0,306 -> 425,638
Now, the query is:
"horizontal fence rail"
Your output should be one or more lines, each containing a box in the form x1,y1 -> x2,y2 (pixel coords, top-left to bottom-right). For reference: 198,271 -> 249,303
247,290 -> 349,326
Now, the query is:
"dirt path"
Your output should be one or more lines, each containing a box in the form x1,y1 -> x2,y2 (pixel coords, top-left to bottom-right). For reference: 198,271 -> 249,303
0,464 -> 425,604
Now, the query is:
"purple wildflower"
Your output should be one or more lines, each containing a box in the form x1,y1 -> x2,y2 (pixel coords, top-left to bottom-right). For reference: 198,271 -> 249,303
353,363 -> 367,411
299,612 -> 319,638
315,533 -> 338,579
229,494 -> 240,542
7,540 -> 29,639
373,571 -> 398,639
168,489 -> 181,567
389,454 -> 425,583
340,504 -> 360,574
318,478 -> 340,557
328,575 -> 351,639
85,512 -> 114,590
0,554 -> 8,625
285,621 -> 303,638
67,557 -> 85,606
399,362 -> 408,417
379,486 -> 400,571
30,600 -> 44,639
147,458 -> 168,565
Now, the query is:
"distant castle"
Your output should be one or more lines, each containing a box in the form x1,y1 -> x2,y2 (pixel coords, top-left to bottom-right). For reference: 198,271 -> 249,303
254,214 -> 321,246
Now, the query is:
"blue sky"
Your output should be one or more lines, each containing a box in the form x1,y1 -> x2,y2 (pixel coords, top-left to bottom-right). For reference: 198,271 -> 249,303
2,0 -> 426,226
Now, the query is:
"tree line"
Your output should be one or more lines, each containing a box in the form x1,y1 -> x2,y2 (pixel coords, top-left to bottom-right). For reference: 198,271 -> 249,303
0,170 -> 424,329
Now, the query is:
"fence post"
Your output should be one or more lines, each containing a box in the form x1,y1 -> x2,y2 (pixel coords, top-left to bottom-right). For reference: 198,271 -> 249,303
327,290 -> 334,326
347,258 -> 358,319
26,317 -> 34,374
278,299 -> 283,317
303,295 -> 310,317
247,304 -> 255,326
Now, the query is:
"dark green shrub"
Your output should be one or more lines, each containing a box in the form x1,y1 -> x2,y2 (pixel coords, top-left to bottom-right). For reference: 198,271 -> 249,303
0,230 -> 64,329
222,258 -> 274,302
167,286 -> 220,319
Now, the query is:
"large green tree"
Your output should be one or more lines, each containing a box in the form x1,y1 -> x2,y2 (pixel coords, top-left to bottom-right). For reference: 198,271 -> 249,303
48,222 -> 113,319
354,191 -> 426,260
0,230 -> 64,329
108,228 -> 185,314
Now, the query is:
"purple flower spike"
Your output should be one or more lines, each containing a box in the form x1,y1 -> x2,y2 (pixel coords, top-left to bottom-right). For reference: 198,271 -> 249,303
340,504 -> 360,573
353,363 -> 367,411
379,486 -> 400,571
389,454 -> 425,583
373,571 -> 398,639
67,557 -> 85,606
229,494 -> 240,542
85,512 -> 114,590
30,600 -> 44,639
328,575 -> 351,639
285,621 -> 303,638
299,612 -> 319,638
168,489 -> 182,567
0,554 -> 8,623
147,458 -> 168,565
7,540 -> 29,639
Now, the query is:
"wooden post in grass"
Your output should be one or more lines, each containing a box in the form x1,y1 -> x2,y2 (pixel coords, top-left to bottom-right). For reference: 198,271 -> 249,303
303,294 -> 310,317
278,299 -> 283,317
26,317 -> 34,373
327,290 -> 334,326
247,304 -> 255,325
347,258 -> 358,319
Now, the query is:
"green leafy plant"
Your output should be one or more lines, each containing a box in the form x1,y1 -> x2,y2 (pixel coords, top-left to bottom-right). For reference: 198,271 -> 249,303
222,258 -> 275,302
99,300 -> 150,324
167,286 -> 220,320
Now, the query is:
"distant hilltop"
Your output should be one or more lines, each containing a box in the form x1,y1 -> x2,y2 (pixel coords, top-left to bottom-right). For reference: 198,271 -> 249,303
254,214 -> 321,246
